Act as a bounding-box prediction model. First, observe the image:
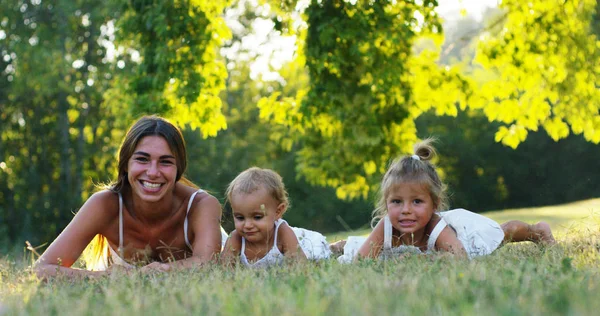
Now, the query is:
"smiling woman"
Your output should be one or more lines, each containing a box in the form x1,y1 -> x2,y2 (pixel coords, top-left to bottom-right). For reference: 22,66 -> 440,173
34,116 -> 225,278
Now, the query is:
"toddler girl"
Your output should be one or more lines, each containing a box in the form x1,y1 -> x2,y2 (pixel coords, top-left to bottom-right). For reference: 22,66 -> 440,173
221,167 -> 331,267
338,139 -> 555,262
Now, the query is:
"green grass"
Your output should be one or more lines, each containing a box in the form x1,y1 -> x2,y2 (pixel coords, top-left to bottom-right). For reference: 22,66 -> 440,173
485,198 -> 600,236
1,199 -> 599,315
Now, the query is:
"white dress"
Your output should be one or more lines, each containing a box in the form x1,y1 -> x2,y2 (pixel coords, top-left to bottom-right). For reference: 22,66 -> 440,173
239,219 -> 331,268
337,208 -> 504,262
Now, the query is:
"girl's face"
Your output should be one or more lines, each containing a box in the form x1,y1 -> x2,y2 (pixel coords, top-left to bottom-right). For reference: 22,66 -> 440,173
230,186 -> 285,244
127,136 -> 178,203
386,182 -> 436,236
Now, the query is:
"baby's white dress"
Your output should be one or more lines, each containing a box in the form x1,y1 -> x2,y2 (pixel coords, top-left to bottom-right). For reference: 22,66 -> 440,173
337,208 -> 504,262
239,219 -> 332,268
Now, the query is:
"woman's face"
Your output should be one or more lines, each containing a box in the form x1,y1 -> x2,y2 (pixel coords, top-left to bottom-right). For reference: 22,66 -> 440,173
127,136 -> 178,203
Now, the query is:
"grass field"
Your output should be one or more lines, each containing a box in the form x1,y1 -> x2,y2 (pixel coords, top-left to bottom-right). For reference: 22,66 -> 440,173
1,199 -> 599,315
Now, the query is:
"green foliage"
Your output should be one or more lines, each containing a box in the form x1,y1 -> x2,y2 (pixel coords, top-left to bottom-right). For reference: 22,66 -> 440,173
259,1 -> 464,200
108,0 -> 232,137
185,3 -> 371,233
0,0 -> 121,245
260,0 -> 600,201
475,0 -> 600,148
417,111 -> 600,212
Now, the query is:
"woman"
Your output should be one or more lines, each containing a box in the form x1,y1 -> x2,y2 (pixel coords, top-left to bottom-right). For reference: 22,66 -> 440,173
35,116 -> 224,277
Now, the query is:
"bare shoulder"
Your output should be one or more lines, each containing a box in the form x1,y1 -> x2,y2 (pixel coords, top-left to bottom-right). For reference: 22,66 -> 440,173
195,190 -> 220,209
435,225 -> 465,255
277,222 -> 306,259
278,221 -> 295,235
80,190 -> 119,218
190,189 -> 221,218
277,222 -> 298,245
176,184 -> 221,214
437,225 -> 458,240
278,221 -> 295,237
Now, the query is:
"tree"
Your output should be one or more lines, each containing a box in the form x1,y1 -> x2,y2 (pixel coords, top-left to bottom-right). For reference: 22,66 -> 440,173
185,0 -> 372,233
0,0 -> 120,245
258,0 -> 477,199
259,0 -> 600,200
474,0 -> 600,148
105,0 -> 232,137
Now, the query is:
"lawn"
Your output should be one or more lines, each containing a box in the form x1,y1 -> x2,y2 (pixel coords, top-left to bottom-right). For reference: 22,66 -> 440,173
1,199 -> 599,315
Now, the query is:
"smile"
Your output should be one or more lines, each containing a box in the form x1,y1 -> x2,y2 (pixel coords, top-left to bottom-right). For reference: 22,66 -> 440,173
141,181 -> 162,189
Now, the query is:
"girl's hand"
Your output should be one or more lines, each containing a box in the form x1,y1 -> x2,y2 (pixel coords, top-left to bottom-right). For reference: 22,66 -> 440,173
140,262 -> 171,273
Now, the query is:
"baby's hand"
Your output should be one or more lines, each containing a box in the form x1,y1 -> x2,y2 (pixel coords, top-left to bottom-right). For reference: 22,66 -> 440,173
140,262 -> 171,273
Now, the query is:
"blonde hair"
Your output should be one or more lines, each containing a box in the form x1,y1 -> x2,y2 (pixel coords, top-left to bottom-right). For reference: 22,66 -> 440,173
372,138 -> 448,225
226,167 -> 289,214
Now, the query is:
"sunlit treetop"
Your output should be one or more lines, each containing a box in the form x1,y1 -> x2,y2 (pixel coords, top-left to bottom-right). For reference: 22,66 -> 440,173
106,0 -> 232,137
474,0 -> 600,148
259,0 -> 462,199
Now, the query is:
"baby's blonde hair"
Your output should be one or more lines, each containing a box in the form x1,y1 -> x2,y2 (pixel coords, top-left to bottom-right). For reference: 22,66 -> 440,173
226,167 -> 290,214
372,138 -> 448,225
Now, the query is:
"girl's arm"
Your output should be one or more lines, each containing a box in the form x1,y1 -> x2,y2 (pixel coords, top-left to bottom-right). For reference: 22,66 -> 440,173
219,231 -> 242,267
34,191 -> 116,279
434,226 -> 467,257
357,219 -> 385,259
278,223 -> 307,261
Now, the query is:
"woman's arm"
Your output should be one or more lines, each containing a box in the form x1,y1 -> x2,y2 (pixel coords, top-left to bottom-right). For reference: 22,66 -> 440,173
278,223 -> 307,261
357,219 -> 385,259
434,226 -> 467,257
187,192 -> 223,264
34,191 -> 116,278
134,191 -> 224,273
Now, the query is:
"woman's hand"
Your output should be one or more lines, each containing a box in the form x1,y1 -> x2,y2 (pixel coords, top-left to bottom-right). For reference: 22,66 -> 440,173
140,262 -> 172,273
106,264 -> 134,276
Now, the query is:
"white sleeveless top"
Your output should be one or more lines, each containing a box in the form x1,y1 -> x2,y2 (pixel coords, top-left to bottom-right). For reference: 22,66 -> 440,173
105,189 -> 207,268
337,209 -> 504,263
380,214 -> 446,258
437,209 -> 504,258
240,219 -> 286,268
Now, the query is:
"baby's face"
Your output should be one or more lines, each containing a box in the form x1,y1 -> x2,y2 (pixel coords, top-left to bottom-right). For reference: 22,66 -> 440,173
231,186 -> 284,243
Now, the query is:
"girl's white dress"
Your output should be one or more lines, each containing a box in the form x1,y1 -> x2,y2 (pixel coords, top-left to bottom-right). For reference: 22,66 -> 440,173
240,219 -> 331,268
337,208 -> 504,262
